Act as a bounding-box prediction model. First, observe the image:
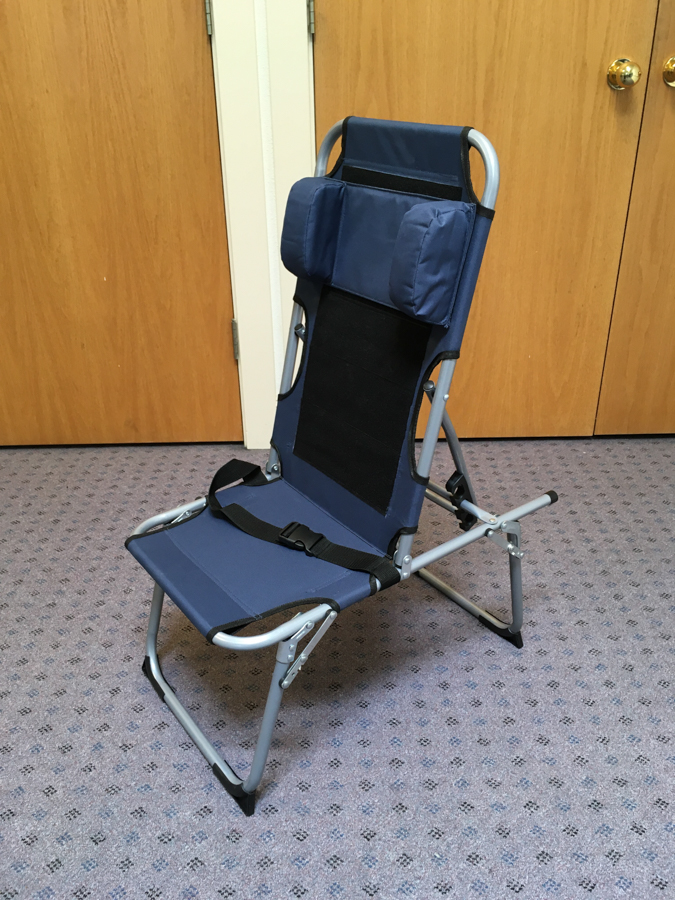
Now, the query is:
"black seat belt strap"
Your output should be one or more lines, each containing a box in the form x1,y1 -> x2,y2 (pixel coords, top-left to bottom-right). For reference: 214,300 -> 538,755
208,459 -> 270,503
212,501 -> 400,590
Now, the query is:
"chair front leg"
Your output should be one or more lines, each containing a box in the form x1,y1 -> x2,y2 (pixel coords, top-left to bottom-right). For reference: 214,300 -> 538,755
142,582 -> 320,815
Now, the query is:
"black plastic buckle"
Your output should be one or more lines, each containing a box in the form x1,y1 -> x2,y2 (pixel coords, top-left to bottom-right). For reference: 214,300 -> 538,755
445,471 -> 477,532
279,522 -> 324,554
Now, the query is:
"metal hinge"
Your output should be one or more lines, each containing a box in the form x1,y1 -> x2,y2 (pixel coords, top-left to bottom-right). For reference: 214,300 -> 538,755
204,0 -> 212,36
231,319 -> 240,361
280,611 -> 337,689
307,0 -> 315,36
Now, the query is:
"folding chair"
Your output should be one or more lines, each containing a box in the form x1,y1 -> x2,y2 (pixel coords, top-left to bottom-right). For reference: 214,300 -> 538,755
126,117 -> 557,815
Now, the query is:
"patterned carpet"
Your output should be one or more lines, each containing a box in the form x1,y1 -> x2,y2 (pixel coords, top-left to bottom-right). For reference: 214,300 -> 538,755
1,437 -> 673,900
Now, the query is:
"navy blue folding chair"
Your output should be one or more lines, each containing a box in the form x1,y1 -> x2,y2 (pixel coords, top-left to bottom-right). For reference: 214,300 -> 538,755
126,117 -> 558,815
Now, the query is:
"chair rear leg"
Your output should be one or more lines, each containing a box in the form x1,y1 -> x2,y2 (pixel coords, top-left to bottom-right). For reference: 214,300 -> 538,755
417,565 -> 524,649
414,501 -> 554,650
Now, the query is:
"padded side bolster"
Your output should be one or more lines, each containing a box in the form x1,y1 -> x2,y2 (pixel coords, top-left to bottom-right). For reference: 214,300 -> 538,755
280,177 -> 345,283
389,201 -> 476,327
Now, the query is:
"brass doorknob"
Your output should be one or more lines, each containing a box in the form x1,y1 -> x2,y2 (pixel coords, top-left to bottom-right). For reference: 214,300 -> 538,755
664,57 -> 675,87
607,58 -> 642,90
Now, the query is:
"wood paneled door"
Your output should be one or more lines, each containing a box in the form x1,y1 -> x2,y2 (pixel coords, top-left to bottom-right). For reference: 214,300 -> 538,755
313,0 -> 659,437
0,0 -> 242,445
596,0 -> 675,434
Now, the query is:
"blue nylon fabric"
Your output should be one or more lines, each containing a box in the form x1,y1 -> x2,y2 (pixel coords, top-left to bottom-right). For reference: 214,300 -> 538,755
443,213 -> 492,352
331,184 -> 432,309
279,118 -> 490,340
280,177 -> 344,283
273,281 -> 430,552
389,201 -> 476,326
274,247 -> 489,551
336,117 -> 493,352
127,478 -> 374,636
338,118 -> 469,197
129,118 -> 494,622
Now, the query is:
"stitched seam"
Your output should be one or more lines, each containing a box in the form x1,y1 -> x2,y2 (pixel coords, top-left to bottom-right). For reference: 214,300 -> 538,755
277,479 -> 388,556
332,182 -> 351,283
303,181 -> 321,278
159,530 -> 258,619
410,209 -> 437,319
163,521 -> 357,617
450,207 -> 476,312
344,158 -> 461,186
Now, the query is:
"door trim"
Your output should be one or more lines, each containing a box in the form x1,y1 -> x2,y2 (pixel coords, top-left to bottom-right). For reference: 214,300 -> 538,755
210,0 -> 315,448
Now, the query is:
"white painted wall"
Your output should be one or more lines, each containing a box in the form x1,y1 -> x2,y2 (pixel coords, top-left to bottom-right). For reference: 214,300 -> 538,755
210,0 -> 315,448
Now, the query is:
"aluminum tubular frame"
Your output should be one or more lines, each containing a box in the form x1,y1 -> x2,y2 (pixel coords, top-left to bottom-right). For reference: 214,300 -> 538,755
392,125 -> 554,648
135,121 -> 554,814
134,502 -> 337,816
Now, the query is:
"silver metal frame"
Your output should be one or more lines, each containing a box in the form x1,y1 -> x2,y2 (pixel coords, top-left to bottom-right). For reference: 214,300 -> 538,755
135,123 -> 553,814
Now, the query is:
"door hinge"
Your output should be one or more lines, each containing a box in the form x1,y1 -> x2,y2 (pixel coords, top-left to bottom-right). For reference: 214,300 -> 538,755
204,0 -> 212,36
307,0 -> 315,36
231,319 -> 240,361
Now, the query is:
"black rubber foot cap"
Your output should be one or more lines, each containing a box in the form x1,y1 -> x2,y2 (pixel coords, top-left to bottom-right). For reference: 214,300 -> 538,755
546,490 -> 559,504
235,792 -> 256,816
212,763 -> 257,816
508,631 -> 524,649
478,616 -> 524,648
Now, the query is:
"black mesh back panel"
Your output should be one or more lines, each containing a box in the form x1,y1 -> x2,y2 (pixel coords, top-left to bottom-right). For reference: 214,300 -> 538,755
293,287 -> 432,514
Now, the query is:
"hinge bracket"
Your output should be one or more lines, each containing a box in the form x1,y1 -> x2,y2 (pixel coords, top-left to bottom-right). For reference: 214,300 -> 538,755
204,0 -> 212,36
486,521 -> 524,558
280,611 -> 337,689
231,319 -> 240,362
307,0 -> 315,36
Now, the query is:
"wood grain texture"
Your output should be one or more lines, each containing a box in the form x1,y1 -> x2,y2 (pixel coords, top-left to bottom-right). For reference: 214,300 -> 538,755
595,2 -> 675,434
0,1 -> 242,444
314,0 -> 657,437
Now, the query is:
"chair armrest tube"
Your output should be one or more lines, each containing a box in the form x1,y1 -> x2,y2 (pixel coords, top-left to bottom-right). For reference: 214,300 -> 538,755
410,492 -> 554,573
211,603 -> 335,651
131,497 -> 207,537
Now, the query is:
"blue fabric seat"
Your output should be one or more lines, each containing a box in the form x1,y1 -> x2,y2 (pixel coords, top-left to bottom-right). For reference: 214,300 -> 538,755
127,479 -> 375,639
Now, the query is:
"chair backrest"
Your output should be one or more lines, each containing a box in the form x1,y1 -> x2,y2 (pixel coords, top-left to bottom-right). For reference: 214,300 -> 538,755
272,117 -> 495,554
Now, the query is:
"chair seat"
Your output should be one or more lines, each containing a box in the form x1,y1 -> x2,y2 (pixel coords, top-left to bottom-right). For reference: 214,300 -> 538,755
127,478 -> 377,638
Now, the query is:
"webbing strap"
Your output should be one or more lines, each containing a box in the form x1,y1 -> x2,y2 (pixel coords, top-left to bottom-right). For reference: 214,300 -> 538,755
216,503 -> 400,590
208,459 -> 269,503
206,460 -> 399,590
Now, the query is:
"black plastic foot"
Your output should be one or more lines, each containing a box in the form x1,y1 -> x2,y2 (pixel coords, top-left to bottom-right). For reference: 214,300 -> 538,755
477,615 -> 524,648
142,655 -> 175,702
212,763 -> 256,816
234,791 -> 256,816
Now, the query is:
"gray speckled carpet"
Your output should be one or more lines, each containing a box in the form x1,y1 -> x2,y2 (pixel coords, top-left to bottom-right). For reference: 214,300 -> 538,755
1,437 -> 673,900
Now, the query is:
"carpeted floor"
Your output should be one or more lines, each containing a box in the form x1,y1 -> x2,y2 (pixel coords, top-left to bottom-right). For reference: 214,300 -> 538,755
1,437 -> 673,900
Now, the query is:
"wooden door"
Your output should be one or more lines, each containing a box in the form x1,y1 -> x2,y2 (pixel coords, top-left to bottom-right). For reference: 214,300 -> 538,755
0,0 -> 242,445
595,1 -> 675,434
313,0 -> 657,437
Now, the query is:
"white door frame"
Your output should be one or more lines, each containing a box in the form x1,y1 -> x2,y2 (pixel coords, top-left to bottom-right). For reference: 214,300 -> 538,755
210,0 -> 316,448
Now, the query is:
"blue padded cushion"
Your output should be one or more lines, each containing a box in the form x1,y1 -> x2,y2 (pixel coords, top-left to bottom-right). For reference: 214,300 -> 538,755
281,176 -> 478,328
280,177 -> 345,283
331,184 -> 423,309
389,201 -> 476,326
